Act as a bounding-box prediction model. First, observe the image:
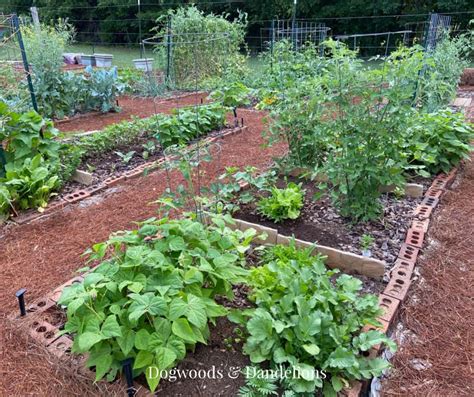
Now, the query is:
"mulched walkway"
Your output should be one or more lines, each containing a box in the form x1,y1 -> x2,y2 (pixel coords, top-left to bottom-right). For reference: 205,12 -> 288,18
0,108 -> 286,396
381,98 -> 474,396
55,93 -> 208,133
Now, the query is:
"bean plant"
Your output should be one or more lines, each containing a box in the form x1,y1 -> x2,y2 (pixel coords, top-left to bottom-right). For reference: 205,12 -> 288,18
0,102 -> 61,218
58,214 -> 257,392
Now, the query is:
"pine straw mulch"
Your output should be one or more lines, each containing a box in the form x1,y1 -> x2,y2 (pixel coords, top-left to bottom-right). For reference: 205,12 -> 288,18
382,154 -> 474,396
0,108 -> 286,396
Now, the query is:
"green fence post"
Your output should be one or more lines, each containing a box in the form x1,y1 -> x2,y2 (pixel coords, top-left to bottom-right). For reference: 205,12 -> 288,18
12,14 -> 38,114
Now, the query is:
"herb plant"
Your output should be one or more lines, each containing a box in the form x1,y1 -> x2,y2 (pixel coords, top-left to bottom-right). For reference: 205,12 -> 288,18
58,214 -> 257,392
257,182 -> 304,223
360,234 -> 375,252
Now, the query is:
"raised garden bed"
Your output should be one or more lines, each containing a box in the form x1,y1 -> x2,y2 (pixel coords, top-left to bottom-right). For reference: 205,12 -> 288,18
6,167 -> 458,397
235,176 -> 427,271
7,125 -> 247,227
55,92 -> 208,133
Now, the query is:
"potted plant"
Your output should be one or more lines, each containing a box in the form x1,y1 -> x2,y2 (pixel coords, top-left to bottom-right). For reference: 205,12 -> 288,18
133,58 -> 154,72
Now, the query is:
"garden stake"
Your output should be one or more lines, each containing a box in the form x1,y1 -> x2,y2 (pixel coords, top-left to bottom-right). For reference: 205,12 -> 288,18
122,358 -> 135,397
15,288 -> 27,316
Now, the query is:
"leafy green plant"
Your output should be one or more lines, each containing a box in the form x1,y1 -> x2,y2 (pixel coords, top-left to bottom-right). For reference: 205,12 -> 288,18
152,6 -> 248,88
115,150 -> 136,164
257,182 -> 304,223
231,242 -> 396,396
360,234 -> 375,256
2,154 -> 60,211
209,82 -> 251,114
154,103 -> 226,148
0,102 -> 62,217
403,108 -> 474,175
0,102 -> 60,167
142,140 -> 157,160
58,214 -> 257,392
21,21 -> 76,118
238,367 -> 279,397
208,166 -> 277,214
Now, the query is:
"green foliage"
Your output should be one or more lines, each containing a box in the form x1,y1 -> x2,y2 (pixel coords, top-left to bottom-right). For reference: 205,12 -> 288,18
208,166 -> 277,214
115,150 -> 136,164
0,102 -> 61,216
403,108 -> 474,175
238,368 -> 279,397
0,103 -> 60,167
61,103 -> 226,183
154,103 -> 226,148
267,40 -> 420,222
20,22 -> 123,118
257,182 -> 304,223
232,242 -> 396,396
83,66 -> 123,113
152,6 -> 248,88
209,82 -> 251,109
360,234 -> 375,252
3,154 -> 60,210
58,214 -> 256,391
417,35 -> 471,112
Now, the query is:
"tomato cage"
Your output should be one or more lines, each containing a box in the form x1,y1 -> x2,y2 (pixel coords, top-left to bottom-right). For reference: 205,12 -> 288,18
0,13 -> 38,114
139,31 -> 237,94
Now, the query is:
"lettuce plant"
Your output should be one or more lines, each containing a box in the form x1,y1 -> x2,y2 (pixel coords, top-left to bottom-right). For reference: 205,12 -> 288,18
257,182 -> 304,223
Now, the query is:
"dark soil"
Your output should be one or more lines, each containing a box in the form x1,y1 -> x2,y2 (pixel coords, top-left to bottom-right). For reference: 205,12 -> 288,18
60,122 -> 236,194
147,317 -> 250,397
236,177 -> 421,269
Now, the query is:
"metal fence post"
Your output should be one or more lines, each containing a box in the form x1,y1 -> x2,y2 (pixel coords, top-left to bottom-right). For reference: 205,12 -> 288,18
166,16 -> 172,86
12,14 -> 38,114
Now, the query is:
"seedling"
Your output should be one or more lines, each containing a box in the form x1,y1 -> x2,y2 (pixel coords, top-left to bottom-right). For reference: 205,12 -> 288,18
360,234 -> 375,257
115,150 -> 136,164
142,141 -> 156,160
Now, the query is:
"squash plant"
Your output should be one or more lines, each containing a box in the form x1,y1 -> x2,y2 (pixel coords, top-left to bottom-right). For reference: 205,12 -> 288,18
58,214 -> 257,391
232,242 -> 396,396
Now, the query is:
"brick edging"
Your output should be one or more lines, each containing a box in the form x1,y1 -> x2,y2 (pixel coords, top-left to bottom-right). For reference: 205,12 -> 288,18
9,125 -> 248,227
7,167 -> 458,396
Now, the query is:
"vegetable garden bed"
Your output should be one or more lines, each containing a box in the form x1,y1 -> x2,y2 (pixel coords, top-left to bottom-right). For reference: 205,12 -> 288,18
7,166 -> 456,396
235,176 -> 425,271
55,93 -> 208,134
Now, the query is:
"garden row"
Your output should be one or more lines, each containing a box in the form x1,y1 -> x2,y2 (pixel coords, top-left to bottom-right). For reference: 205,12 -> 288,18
0,96 -> 238,223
